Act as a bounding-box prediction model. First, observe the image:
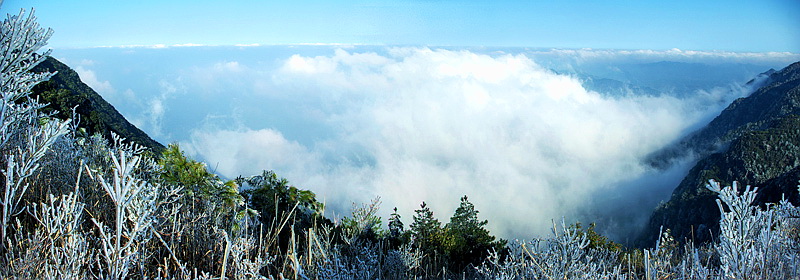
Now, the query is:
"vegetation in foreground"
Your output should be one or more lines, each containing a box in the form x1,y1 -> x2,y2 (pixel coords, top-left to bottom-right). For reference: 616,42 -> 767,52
1,7 -> 799,280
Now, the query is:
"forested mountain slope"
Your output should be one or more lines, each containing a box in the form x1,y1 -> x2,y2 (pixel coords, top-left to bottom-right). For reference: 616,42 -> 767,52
641,61 -> 800,246
30,56 -> 165,153
650,63 -> 797,167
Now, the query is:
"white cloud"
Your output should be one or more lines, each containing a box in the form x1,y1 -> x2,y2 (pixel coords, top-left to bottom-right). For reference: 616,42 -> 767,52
528,48 -> 800,66
92,43 -> 195,49
213,61 -> 244,73
79,59 -> 95,66
147,98 -> 165,137
171,43 -> 207,47
184,48 -> 750,239
74,66 -> 115,97
184,127 -> 322,179
140,79 -> 187,139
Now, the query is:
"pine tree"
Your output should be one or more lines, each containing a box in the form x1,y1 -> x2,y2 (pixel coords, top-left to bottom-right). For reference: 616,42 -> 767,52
388,207 -> 404,236
387,207 -> 408,248
410,201 -> 444,276
410,202 -> 441,246
443,195 -> 506,273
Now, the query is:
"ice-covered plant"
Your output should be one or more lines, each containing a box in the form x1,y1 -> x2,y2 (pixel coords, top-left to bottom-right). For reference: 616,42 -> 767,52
224,233 -> 270,280
0,6 -> 69,246
27,189 -> 88,278
1,118 -> 68,242
643,227 -> 678,280
0,8 -> 53,146
674,242 -> 711,280
476,219 -> 623,279
86,135 -> 158,279
2,188 -> 89,279
706,179 -> 800,279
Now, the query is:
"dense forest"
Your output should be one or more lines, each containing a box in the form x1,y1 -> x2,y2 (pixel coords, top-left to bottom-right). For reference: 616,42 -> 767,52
1,7 -> 800,280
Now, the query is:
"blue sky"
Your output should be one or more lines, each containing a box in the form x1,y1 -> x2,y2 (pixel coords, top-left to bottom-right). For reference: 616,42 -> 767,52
2,0 -> 799,52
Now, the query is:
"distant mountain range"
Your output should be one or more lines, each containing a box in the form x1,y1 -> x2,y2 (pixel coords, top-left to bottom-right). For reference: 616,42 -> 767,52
578,61 -> 769,96
578,74 -> 661,96
640,61 -> 800,246
31,57 -> 165,153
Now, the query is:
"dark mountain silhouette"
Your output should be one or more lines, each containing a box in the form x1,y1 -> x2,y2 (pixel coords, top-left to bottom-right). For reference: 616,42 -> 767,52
30,56 -> 165,153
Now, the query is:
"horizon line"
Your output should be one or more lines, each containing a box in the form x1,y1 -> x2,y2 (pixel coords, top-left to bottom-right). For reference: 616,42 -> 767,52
48,43 -> 800,56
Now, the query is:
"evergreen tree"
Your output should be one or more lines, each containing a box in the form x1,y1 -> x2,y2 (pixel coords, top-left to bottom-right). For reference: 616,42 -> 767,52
443,195 -> 507,273
410,202 -> 441,246
388,207 -> 404,236
410,201 -> 445,276
387,207 -> 409,249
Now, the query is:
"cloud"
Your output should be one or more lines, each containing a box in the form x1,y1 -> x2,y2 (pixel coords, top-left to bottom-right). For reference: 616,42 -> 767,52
87,43 -> 362,50
79,59 -> 95,66
216,61 -> 242,71
91,43 -> 209,49
74,66 -> 116,97
138,79 -> 187,138
184,126 -> 322,178
171,43 -> 207,47
527,48 -> 800,67
182,47 -> 751,240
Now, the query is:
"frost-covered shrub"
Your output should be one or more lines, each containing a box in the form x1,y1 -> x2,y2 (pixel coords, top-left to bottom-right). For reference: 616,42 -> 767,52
85,135 -> 160,279
642,227 -> 679,280
476,219 -> 624,280
3,190 -> 89,279
1,117 -> 68,242
311,240 -> 381,279
299,229 -> 422,280
673,242 -> 712,280
23,115 -> 84,204
289,198 -> 423,280
0,6 -> 71,253
224,233 -> 270,280
706,180 -> 800,279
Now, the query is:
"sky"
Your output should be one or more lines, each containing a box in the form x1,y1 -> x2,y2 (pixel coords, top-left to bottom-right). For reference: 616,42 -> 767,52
2,0 -> 799,52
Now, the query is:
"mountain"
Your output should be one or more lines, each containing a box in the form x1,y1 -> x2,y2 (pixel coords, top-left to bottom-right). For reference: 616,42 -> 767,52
639,61 -> 800,246
578,74 -> 660,96
30,57 -> 165,153
647,68 -> 779,168
616,61 -> 768,96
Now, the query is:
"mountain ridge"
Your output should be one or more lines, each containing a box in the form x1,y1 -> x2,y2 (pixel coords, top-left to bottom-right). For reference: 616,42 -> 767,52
639,61 -> 800,246
30,56 -> 165,153
648,63 -> 798,168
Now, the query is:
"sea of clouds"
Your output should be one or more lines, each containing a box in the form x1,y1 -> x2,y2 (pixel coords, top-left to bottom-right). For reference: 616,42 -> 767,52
59,46 -> 798,241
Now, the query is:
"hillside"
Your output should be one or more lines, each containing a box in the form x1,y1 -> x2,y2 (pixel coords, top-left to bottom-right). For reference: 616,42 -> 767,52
683,63 -> 798,154
649,64 -> 796,167
640,61 -> 800,246
30,56 -> 165,153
